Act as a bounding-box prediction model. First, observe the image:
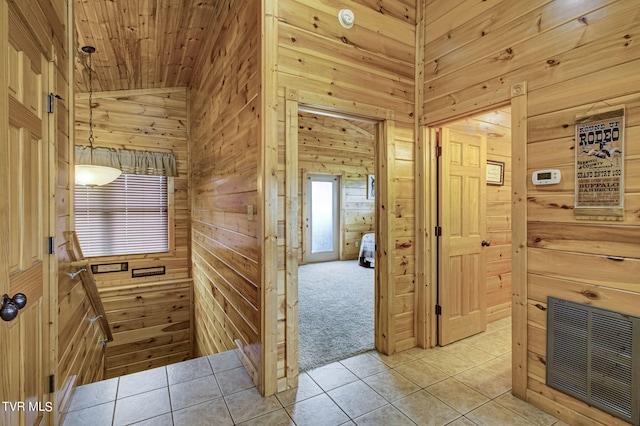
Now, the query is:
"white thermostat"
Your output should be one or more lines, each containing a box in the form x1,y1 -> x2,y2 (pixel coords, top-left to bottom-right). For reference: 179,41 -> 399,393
532,169 -> 561,185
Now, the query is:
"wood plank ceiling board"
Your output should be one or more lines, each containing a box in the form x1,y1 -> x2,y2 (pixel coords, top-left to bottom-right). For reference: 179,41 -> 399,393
350,0 -> 417,25
73,0 -> 218,92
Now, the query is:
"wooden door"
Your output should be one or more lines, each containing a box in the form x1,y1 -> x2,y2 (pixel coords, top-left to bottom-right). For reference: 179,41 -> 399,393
2,8 -> 52,425
438,128 -> 487,346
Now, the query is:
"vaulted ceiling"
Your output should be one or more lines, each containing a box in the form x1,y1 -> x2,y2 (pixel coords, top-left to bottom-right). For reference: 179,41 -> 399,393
73,0 -> 218,93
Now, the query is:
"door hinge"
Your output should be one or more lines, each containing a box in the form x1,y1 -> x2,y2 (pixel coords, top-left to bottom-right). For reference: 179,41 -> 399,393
47,93 -> 64,113
49,375 -> 55,393
434,226 -> 442,237
47,236 -> 55,255
47,93 -> 55,113
435,305 -> 442,315
435,145 -> 442,157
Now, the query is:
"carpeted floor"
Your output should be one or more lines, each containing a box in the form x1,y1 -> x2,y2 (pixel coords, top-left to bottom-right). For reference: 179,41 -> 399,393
298,260 -> 374,372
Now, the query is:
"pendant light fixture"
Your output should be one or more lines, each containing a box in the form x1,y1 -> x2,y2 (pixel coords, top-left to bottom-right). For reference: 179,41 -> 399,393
75,46 -> 121,186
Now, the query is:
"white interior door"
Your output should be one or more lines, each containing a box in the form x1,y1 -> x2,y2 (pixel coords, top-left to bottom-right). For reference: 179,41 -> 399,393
306,174 -> 340,263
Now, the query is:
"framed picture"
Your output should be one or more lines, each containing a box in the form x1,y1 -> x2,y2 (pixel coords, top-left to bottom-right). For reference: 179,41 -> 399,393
574,105 -> 624,220
367,174 -> 375,199
486,160 -> 504,186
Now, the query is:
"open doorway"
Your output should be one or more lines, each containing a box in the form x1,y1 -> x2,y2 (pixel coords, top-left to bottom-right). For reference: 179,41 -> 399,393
436,107 -> 513,348
297,110 -> 376,371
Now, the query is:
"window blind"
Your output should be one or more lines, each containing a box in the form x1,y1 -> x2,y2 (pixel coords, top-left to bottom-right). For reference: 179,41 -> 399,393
75,174 -> 168,257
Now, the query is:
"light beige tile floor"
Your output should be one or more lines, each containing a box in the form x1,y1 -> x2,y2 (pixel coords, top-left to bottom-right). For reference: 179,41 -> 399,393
63,317 -> 565,426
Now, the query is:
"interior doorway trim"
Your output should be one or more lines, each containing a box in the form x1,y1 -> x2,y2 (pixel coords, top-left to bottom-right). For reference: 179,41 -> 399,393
420,82 -> 529,397
283,88 -> 397,382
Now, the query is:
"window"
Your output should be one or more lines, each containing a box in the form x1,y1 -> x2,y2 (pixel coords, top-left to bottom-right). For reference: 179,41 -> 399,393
75,174 -> 169,257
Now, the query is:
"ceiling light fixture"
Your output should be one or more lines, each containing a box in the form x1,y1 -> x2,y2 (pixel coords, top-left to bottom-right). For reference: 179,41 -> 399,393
75,46 -> 121,186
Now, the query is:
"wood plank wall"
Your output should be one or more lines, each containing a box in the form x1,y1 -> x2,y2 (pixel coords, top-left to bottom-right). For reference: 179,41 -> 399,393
276,0 -> 417,390
423,1 -> 640,424
188,0 -> 263,381
445,109 -> 513,322
485,121 -> 512,323
297,112 -> 375,262
74,87 -> 191,378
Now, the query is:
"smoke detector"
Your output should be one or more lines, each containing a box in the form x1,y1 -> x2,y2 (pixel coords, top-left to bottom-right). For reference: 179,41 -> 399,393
338,9 -> 354,29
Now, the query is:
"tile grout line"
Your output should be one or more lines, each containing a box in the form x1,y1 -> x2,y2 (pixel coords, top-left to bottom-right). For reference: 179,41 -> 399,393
212,355 -> 258,425
111,377 -> 120,426
165,366 -> 174,425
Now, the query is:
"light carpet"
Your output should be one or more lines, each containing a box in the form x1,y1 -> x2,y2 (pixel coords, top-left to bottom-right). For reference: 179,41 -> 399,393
298,260 -> 374,372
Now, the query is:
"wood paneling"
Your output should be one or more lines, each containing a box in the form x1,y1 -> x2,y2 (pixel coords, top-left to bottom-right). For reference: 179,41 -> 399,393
188,0 -> 262,386
297,112 -> 376,261
75,88 -> 191,377
423,1 -> 640,424
101,280 -> 191,378
73,0 -> 218,92
276,0 -> 417,393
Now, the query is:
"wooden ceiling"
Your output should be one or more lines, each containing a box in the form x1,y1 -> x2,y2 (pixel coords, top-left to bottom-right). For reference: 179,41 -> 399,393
73,0 -> 218,92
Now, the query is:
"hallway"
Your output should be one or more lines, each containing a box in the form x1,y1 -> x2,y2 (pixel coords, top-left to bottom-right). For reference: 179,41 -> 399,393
63,318 -> 566,425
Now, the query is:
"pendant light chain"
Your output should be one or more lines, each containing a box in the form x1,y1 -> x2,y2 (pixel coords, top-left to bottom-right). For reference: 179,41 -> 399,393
88,49 -> 95,159
76,45 -> 121,186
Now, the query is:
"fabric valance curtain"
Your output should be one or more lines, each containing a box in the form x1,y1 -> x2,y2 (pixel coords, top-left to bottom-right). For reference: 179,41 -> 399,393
75,146 -> 178,177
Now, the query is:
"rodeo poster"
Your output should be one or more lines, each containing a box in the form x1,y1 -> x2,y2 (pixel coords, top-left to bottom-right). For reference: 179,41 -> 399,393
574,106 -> 625,220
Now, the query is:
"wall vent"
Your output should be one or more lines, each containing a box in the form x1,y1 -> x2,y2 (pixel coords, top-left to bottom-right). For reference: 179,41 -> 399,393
547,297 -> 640,425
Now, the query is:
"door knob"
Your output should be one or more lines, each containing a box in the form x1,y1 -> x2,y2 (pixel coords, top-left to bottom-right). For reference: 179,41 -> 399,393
481,240 -> 491,247
12,293 -> 27,309
1,293 -> 27,322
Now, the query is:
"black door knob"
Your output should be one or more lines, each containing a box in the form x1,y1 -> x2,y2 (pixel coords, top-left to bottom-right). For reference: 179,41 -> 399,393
481,240 -> 491,247
12,293 -> 27,309
1,293 -> 27,321
1,299 -> 18,321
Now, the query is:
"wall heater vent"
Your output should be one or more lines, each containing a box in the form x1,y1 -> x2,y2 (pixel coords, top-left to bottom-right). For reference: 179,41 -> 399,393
547,297 -> 640,425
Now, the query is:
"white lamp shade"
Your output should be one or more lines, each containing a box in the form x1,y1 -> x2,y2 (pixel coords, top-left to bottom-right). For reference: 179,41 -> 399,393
75,164 -> 122,186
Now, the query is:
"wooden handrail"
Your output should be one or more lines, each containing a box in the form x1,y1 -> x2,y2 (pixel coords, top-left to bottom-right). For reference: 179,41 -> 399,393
64,231 -> 113,342
70,260 -> 89,268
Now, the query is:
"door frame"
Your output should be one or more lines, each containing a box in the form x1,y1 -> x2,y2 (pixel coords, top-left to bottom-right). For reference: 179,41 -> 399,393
282,88 -> 396,382
418,83 -> 529,397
